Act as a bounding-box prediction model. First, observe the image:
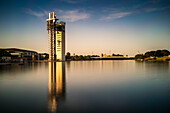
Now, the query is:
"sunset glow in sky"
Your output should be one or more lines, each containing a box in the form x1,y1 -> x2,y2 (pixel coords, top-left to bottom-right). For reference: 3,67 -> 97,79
0,0 -> 170,56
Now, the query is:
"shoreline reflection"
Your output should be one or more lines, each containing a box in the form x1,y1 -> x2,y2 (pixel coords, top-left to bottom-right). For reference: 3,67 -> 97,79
48,62 -> 66,113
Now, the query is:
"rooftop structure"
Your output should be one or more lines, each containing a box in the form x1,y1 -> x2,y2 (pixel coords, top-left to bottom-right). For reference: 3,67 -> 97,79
1,48 -> 38,55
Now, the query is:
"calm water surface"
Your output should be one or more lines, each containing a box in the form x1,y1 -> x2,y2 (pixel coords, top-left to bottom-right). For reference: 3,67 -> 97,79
0,60 -> 170,113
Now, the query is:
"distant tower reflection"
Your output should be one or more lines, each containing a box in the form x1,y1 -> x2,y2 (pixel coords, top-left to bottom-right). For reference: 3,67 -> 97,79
48,62 -> 66,113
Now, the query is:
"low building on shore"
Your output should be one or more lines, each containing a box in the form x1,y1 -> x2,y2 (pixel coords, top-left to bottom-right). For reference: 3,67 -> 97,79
0,48 -> 38,62
1,56 -> 11,62
100,53 -> 124,58
38,53 -> 49,60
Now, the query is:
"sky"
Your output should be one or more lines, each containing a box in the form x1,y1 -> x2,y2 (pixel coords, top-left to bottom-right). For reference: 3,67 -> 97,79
0,0 -> 170,56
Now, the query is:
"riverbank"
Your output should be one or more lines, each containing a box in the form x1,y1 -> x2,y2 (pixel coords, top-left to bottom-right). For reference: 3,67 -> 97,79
136,56 -> 170,62
91,57 -> 134,60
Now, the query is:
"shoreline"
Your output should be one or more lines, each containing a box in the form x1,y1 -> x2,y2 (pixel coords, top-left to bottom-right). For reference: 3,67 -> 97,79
0,58 -> 134,65
1,59 -> 169,66
135,57 -> 170,62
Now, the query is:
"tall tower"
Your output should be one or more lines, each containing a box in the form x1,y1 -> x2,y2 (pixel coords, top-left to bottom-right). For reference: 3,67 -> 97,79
47,12 -> 65,61
56,22 -> 65,61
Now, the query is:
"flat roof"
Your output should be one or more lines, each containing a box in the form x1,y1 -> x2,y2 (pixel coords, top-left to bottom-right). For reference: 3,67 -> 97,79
0,48 -> 38,53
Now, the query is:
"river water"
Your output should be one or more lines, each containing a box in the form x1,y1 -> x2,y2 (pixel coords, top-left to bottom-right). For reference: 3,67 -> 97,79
0,60 -> 170,113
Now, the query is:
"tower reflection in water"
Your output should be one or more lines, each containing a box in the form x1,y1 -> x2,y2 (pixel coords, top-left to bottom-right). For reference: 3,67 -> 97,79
48,62 -> 66,113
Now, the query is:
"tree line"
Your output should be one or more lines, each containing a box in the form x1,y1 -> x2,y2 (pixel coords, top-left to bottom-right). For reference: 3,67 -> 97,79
135,49 -> 170,59
65,52 -> 99,61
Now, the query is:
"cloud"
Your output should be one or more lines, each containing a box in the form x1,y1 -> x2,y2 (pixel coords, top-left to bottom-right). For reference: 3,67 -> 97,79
144,7 -> 158,12
25,9 -> 45,17
25,8 -> 90,22
100,7 -> 133,21
100,12 -> 132,20
144,6 -> 170,12
61,0 -> 83,4
100,1 -> 170,21
133,0 -> 170,13
102,7 -> 122,13
60,9 -> 90,22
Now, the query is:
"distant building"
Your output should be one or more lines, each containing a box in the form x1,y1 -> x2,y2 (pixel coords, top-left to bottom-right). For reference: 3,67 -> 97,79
0,48 -> 38,62
103,54 -> 108,57
112,53 -> 123,57
12,57 -> 27,62
47,12 -> 65,61
100,53 -> 124,58
38,53 -> 49,60
1,56 -> 11,62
